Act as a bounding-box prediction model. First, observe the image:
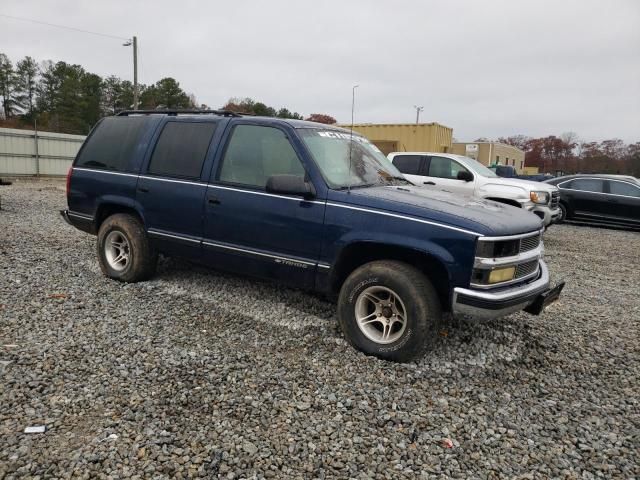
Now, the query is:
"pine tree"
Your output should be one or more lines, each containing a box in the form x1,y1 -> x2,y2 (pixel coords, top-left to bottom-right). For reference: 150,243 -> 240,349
14,56 -> 39,120
0,54 -> 18,118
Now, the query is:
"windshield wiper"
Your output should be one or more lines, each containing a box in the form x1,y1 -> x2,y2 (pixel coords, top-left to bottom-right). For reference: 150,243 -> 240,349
378,176 -> 412,186
390,176 -> 411,183
336,183 -> 377,190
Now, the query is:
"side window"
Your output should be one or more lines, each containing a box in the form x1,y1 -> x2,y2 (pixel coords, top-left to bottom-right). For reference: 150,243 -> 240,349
148,122 -> 217,179
76,116 -> 148,171
428,156 -> 468,179
569,179 -> 604,193
609,181 -> 640,197
392,155 -> 422,175
218,125 -> 305,188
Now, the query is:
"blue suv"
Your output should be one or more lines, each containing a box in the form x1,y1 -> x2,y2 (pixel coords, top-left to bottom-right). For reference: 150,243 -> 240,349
62,110 -> 564,362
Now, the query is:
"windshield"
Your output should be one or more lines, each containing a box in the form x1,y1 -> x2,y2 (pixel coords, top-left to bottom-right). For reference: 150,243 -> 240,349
461,156 -> 498,177
299,129 -> 410,189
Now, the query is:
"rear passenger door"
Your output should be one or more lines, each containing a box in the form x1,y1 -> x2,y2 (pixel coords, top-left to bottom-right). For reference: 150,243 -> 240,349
605,180 -> 640,225
137,120 -> 220,257
390,154 -> 425,184
202,122 -> 325,289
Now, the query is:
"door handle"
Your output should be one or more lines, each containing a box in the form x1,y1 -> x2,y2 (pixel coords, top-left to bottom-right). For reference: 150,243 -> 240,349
207,195 -> 221,205
424,181 -> 436,185
138,187 -> 149,193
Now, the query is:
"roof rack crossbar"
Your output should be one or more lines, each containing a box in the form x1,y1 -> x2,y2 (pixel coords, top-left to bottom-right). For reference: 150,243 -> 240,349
116,109 -> 241,117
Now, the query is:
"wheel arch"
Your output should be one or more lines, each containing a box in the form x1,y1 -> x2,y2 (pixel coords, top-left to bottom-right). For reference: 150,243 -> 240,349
95,199 -> 146,232
559,198 -> 572,217
330,241 -> 453,312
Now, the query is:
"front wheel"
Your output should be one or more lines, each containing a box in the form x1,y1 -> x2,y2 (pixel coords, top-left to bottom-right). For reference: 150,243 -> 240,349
557,202 -> 568,223
338,260 -> 442,362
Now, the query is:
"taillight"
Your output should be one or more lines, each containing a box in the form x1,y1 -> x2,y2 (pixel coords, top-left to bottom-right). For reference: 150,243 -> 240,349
66,166 -> 73,199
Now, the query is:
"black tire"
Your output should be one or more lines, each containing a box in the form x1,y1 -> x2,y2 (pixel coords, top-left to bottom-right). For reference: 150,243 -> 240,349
557,202 -> 568,223
97,213 -> 157,282
337,260 -> 442,362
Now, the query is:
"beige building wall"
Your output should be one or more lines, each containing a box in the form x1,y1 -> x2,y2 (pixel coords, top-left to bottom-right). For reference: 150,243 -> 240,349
451,142 -> 526,173
340,123 -> 453,156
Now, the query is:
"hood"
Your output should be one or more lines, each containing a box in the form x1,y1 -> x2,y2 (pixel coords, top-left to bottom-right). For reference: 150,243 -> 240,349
486,176 -> 558,192
336,185 -> 543,237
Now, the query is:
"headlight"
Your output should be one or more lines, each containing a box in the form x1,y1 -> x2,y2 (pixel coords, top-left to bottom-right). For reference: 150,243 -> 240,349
475,239 -> 520,258
530,191 -> 550,204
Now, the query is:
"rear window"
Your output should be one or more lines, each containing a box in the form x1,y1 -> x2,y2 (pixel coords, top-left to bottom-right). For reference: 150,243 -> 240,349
75,117 -> 148,171
148,122 -> 217,179
392,155 -> 422,175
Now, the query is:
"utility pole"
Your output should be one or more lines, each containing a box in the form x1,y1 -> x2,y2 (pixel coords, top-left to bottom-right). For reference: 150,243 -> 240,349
133,36 -> 139,110
413,105 -> 424,124
34,117 -> 40,176
123,36 -> 139,110
347,84 -> 359,194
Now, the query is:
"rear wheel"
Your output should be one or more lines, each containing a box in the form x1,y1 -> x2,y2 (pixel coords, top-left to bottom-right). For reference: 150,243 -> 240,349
338,260 -> 442,362
97,214 -> 157,282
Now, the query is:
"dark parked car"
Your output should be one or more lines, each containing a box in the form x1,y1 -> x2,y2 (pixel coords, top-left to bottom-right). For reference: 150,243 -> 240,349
488,164 -> 554,182
61,110 -> 564,362
544,174 -> 640,229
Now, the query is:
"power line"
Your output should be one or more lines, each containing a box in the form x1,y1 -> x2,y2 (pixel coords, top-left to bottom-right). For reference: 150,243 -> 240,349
0,13 -> 129,41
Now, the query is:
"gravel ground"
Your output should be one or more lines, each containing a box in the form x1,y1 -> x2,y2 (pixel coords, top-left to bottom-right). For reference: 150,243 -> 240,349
1,180 -> 639,479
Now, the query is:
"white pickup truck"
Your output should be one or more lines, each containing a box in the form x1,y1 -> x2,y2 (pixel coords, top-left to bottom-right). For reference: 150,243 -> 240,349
389,152 -> 561,226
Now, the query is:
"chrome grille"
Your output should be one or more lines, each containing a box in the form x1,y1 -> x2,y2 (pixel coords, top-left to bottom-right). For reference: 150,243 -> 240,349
519,233 -> 541,253
515,260 -> 539,279
550,191 -> 560,209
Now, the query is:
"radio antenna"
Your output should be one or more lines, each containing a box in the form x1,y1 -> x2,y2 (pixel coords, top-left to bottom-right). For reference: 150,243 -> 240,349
348,84 -> 359,194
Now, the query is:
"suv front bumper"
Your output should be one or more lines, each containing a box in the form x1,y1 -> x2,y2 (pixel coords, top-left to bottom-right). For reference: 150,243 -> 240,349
452,260 -> 564,320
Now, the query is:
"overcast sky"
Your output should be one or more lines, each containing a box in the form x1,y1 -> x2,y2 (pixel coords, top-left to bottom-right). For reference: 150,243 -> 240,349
1,0 -> 639,142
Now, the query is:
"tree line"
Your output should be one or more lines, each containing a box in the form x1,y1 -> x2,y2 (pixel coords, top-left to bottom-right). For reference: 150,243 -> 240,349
221,97 -> 336,125
475,134 -> 639,177
0,52 -> 337,135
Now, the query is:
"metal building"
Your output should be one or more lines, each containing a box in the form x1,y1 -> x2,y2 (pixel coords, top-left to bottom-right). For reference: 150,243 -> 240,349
340,123 -> 453,156
451,142 -> 526,173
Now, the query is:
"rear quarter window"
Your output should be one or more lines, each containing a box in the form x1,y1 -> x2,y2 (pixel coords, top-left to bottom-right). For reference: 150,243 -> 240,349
392,155 -> 422,175
75,117 -> 148,172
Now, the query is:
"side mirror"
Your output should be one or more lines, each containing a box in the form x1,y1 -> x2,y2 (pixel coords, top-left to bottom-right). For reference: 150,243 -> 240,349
266,174 -> 316,199
457,170 -> 474,182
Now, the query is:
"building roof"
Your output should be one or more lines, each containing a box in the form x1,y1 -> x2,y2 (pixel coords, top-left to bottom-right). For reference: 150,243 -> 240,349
453,141 -> 524,153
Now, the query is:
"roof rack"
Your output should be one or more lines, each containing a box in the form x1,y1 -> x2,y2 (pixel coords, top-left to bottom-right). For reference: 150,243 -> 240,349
116,109 -> 241,117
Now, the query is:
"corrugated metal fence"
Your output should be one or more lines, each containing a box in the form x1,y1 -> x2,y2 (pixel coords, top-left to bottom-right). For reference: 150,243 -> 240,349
0,127 -> 86,176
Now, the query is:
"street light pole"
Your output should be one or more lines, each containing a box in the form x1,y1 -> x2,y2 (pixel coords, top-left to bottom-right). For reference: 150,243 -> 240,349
123,36 -> 139,110
414,105 -> 424,124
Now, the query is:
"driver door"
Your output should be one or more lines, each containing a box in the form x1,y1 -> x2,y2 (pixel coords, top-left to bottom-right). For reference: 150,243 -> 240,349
202,123 -> 325,289
423,156 -> 475,195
